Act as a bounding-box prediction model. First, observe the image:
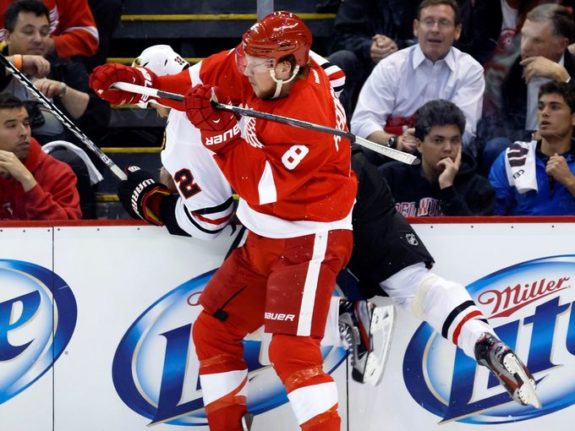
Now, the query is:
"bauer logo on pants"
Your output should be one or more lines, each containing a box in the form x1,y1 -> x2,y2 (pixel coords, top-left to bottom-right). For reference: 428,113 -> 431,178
404,255 -> 575,424
112,270 -> 347,426
0,259 -> 77,405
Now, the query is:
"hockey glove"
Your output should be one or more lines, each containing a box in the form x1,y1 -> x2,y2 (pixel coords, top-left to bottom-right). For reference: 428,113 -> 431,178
184,84 -> 241,151
117,166 -> 172,225
89,64 -> 157,105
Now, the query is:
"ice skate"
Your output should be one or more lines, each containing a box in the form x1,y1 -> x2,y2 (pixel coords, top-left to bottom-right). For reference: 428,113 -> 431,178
339,299 -> 395,386
474,333 -> 541,408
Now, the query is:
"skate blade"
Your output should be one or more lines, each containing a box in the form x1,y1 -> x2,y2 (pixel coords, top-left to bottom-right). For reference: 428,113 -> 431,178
363,305 -> 395,386
503,354 -> 541,409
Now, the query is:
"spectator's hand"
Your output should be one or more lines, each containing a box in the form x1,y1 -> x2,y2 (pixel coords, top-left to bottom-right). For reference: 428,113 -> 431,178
546,153 -> 574,186
520,56 -> 570,82
89,64 -> 157,105
370,34 -> 398,64
117,166 -> 172,225
185,84 -> 241,151
21,55 -> 50,78
0,149 -> 36,191
437,145 -> 462,189
34,78 -> 68,99
397,127 -> 419,153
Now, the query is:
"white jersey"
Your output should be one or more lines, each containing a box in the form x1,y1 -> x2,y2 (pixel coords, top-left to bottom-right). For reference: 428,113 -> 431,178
161,109 -> 235,239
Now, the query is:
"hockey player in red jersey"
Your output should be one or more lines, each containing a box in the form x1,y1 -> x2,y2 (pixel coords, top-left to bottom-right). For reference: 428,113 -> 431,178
92,12 -> 356,431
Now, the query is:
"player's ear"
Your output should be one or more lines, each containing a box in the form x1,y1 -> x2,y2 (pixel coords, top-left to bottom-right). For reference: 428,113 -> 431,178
276,60 -> 292,77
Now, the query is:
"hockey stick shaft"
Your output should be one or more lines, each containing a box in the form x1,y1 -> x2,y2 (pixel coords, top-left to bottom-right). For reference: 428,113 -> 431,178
112,82 -> 419,165
0,54 -> 126,180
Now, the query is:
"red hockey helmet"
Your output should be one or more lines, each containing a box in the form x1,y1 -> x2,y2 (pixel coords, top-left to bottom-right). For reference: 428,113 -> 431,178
241,11 -> 312,67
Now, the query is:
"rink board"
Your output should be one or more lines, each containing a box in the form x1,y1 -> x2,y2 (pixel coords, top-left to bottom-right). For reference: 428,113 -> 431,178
1,220 -> 575,430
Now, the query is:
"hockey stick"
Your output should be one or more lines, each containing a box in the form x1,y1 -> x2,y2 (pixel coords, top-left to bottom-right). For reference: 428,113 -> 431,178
0,54 -> 127,180
112,82 -> 420,165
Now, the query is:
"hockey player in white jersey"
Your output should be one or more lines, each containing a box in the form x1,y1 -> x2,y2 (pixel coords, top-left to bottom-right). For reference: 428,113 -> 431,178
117,45 -> 235,239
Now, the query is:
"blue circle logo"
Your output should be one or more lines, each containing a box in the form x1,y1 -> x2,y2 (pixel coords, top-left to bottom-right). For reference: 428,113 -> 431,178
0,259 -> 77,405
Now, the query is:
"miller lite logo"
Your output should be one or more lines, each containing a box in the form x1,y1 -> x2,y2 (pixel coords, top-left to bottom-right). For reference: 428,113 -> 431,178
0,260 -> 77,405
404,255 -> 575,424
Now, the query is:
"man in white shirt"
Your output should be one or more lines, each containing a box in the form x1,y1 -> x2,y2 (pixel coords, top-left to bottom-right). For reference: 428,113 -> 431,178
350,0 -> 484,160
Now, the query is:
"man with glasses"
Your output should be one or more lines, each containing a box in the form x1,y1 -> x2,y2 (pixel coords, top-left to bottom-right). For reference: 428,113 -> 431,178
350,0 -> 484,164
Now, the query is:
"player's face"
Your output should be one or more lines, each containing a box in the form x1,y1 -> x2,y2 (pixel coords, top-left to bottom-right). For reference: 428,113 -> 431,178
240,54 -> 278,99
520,19 -> 568,62
0,107 -> 31,161
418,124 -> 461,170
413,4 -> 461,62
537,93 -> 575,140
6,12 -> 51,56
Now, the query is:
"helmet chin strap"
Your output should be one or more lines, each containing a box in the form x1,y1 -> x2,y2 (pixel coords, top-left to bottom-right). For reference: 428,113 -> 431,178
269,65 -> 300,99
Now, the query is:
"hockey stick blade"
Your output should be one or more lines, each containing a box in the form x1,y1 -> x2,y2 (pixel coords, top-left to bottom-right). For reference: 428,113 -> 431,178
0,54 -> 126,180
111,82 -> 419,165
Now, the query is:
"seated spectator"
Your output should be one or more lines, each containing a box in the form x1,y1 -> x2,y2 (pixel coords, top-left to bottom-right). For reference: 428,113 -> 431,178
479,3 -> 575,173
2,0 -> 110,144
327,0 -> 419,117
0,93 -> 81,220
0,0 -> 99,59
1,0 -> 109,218
350,0 -> 484,164
489,81 -> 575,215
380,99 -> 495,217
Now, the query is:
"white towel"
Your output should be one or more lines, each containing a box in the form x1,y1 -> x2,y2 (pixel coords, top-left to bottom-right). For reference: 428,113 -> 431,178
504,140 -> 538,194
42,140 -> 104,185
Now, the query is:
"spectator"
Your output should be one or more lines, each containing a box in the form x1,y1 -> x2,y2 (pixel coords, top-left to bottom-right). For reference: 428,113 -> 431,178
0,93 -> 81,220
380,99 -> 495,217
489,81 -> 575,215
0,0 -> 99,59
457,0 -> 567,65
479,3 -> 575,173
1,0 -> 109,218
350,0 -> 484,164
327,0 -> 419,117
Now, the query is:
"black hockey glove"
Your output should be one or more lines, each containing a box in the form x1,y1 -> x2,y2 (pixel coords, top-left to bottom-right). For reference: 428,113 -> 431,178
117,166 -> 172,225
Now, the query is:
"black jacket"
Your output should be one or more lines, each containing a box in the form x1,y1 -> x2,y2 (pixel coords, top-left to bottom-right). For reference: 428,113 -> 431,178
379,150 -> 495,216
330,0 -> 418,60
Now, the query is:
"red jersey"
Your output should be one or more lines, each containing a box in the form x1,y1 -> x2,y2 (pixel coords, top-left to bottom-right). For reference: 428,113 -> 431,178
0,139 -> 81,220
157,50 -> 357,238
0,0 -> 98,58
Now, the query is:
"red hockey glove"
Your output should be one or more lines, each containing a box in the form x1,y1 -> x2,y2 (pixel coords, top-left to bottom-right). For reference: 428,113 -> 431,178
89,64 -> 157,105
184,84 -> 241,151
184,84 -> 237,131
117,166 -> 172,225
